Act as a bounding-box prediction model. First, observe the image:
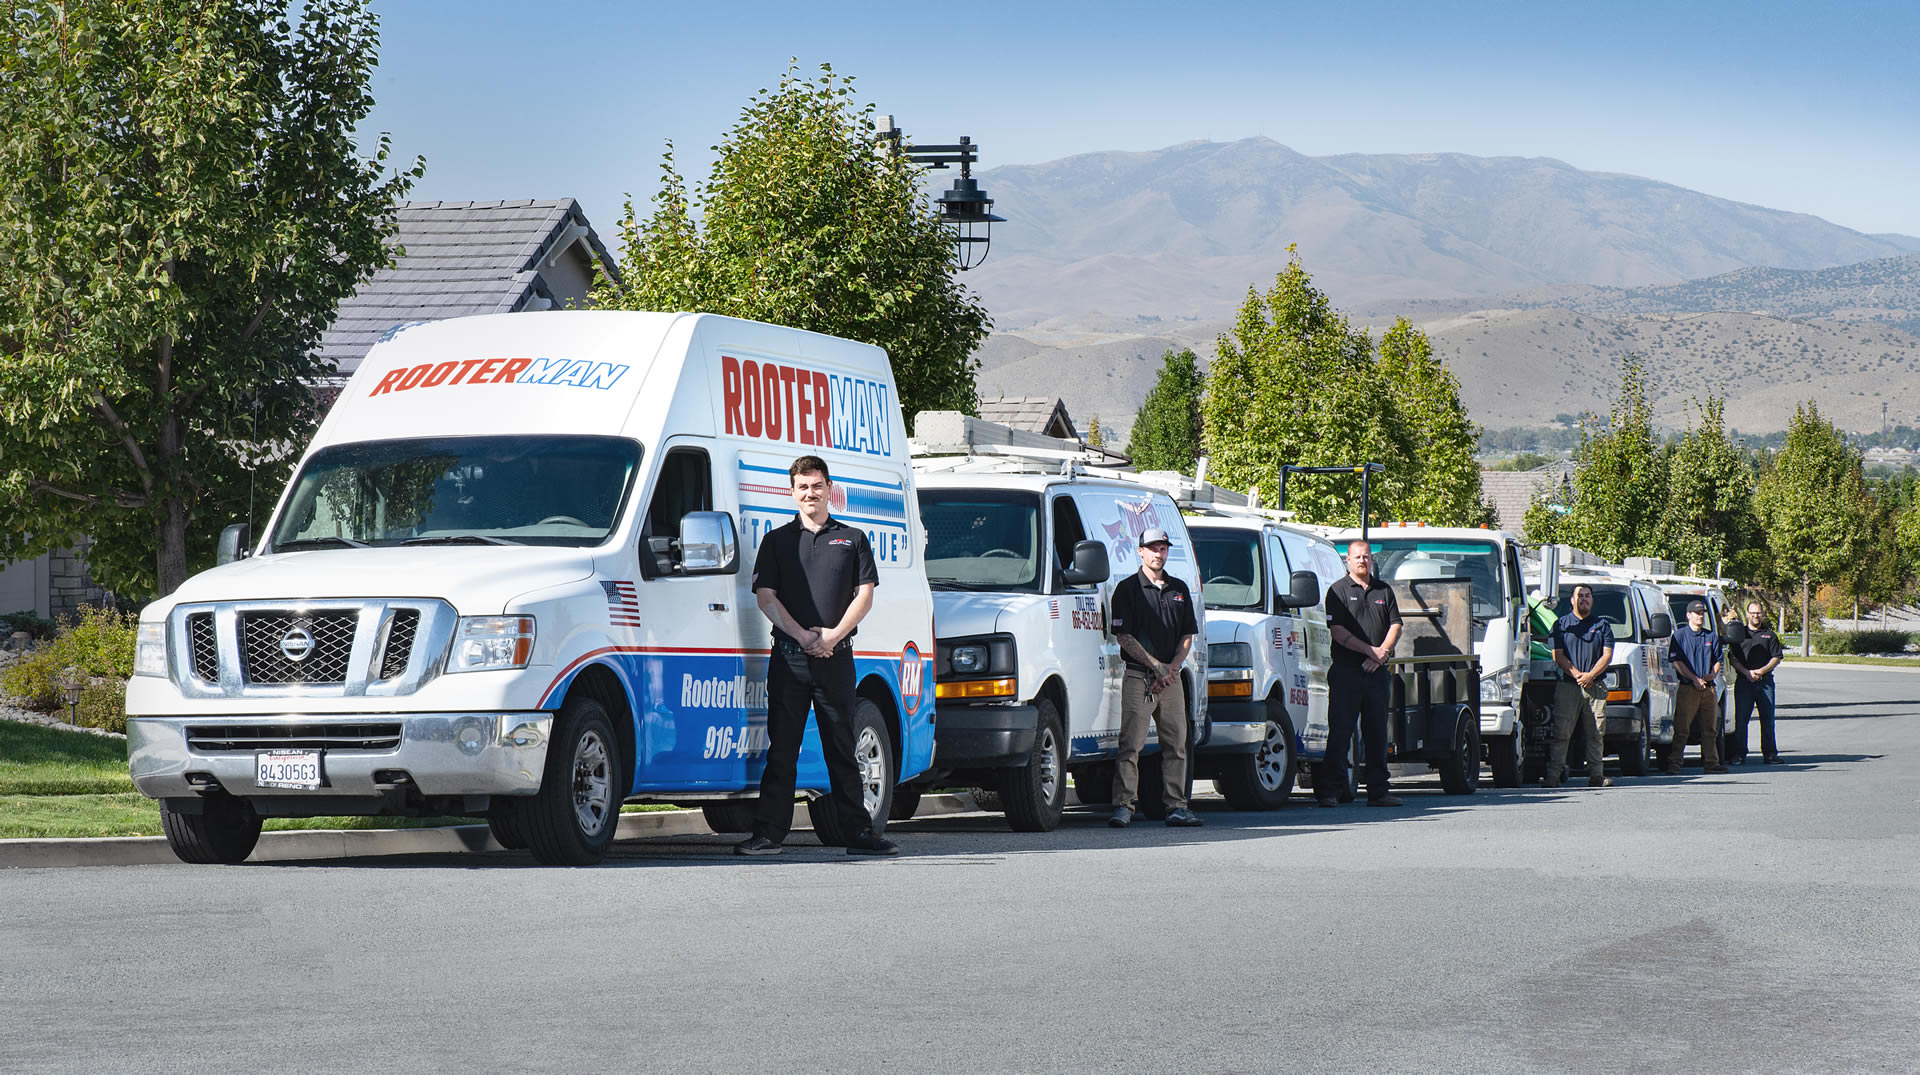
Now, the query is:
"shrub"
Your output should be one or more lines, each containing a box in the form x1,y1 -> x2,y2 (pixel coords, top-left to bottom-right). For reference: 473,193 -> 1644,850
1812,629 -> 1914,655
0,605 -> 139,713
1,609 -> 57,641
76,680 -> 128,734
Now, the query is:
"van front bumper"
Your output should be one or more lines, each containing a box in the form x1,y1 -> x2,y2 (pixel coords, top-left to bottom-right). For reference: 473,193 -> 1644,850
1603,705 -> 1644,737
932,704 -> 1038,767
126,712 -> 553,800
1197,699 -> 1265,753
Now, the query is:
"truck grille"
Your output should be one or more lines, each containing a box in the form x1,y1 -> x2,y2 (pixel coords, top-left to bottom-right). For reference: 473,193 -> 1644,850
187,613 -> 218,682
186,722 -> 404,752
379,609 -> 420,680
240,611 -> 357,684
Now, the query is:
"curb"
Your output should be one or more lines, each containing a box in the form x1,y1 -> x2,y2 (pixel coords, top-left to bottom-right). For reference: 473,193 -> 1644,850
0,793 -> 981,869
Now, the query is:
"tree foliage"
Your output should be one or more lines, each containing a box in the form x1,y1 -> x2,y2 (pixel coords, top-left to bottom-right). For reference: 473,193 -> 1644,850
1541,356 -> 1670,561
1129,348 -> 1204,472
1755,402 -> 1872,651
1200,251 -> 1488,527
0,0 -> 419,597
1655,395 -> 1763,578
594,63 -> 990,422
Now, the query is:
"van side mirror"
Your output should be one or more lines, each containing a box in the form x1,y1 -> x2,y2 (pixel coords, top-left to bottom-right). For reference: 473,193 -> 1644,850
1277,570 -> 1320,609
1061,540 -> 1109,586
678,512 -> 739,575
217,523 -> 252,565
1647,612 -> 1673,638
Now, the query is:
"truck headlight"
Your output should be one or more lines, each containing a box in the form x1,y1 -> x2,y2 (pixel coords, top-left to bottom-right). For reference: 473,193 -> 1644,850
1480,669 -> 1514,705
134,622 -> 168,678
446,616 -> 536,673
1207,642 -> 1253,669
949,643 -> 989,675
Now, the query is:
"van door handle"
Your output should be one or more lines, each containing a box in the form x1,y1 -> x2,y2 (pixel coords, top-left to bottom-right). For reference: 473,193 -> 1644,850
708,603 -> 728,612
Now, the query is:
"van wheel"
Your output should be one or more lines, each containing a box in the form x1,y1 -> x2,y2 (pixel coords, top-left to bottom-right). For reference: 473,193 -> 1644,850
1488,732 -> 1522,788
1000,699 -> 1066,832
1216,703 -> 1297,810
1072,763 -> 1114,806
487,801 -> 529,849
160,796 -> 262,865
1438,706 -> 1480,795
525,695 -> 623,866
888,789 -> 923,821
808,697 -> 893,845
1620,713 -> 1650,777
701,801 -> 757,833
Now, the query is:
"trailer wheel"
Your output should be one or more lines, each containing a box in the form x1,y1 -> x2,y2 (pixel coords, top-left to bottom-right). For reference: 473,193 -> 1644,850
1487,732 -> 1522,788
487,801 -> 529,849
160,795 -> 262,865
1072,763 -> 1114,806
1216,702 -> 1297,810
1619,711 -> 1650,777
1438,706 -> 1481,795
1000,699 -> 1066,832
524,694 -> 623,866
700,801 -> 757,833
808,697 -> 894,845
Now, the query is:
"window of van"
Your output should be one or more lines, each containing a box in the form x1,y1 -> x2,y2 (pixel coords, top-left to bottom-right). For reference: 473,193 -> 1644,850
1554,584 -> 1635,642
270,435 -> 641,550
918,490 -> 1043,592
1191,527 -> 1265,610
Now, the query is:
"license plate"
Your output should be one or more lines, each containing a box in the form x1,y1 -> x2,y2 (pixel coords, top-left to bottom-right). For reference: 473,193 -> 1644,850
257,750 -> 323,790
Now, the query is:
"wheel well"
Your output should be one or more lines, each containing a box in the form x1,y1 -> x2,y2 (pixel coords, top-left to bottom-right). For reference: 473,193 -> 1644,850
856,674 -> 901,776
563,663 -> 635,790
1035,675 -> 1067,723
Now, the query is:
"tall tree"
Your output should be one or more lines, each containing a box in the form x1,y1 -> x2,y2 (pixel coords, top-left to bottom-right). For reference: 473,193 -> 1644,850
1655,394 -> 1763,578
594,63 -> 990,422
1554,356 -> 1669,561
1376,317 -> 1493,526
0,0 -> 419,597
1129,347 -> 1204,472
1754,402 -> 1872,655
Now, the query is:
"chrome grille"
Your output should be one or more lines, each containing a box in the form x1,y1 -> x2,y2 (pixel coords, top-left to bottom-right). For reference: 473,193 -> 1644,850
380,609 -> 419,680
186,722 -> 403,752
187,613 -> 217,682
240,611 -> 356,684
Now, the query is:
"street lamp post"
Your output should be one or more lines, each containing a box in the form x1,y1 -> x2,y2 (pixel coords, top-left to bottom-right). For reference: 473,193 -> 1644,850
877,115 -> 1005,270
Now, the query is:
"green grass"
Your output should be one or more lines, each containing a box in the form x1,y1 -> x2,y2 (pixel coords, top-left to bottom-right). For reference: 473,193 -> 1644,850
1782,653 -> 1920,668
0,721 -> 135,795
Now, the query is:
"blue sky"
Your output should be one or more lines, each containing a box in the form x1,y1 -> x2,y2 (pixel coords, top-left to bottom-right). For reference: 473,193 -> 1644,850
362,0 -> 1920,241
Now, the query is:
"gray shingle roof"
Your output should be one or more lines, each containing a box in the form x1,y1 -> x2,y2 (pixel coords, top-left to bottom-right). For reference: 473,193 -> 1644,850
978,395 -> 1078,440
1480,461 -> 1578,534
316,199 -> 620,378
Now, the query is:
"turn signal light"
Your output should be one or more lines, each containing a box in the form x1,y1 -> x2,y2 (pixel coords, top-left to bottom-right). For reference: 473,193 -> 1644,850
1208,680 -> 1254,699
1606,689 -> 1632,702
935,678 -> 1017,700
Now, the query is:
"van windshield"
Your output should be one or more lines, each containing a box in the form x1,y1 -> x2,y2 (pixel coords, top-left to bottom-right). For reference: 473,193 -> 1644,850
1555,584 -> 1636,642
1370,539 -> 1505,627
269,435 -> 642,550
1191,528 -> 1265,610
918,491 -> 1043,592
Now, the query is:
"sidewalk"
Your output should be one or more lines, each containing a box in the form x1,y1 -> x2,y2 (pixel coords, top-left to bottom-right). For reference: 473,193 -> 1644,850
0,793 -> 981,868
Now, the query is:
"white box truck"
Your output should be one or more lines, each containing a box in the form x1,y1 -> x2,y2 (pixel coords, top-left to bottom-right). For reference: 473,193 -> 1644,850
126,312 -> 937,865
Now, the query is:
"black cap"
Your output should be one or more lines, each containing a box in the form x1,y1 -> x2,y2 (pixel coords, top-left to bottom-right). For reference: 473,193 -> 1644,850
1687,599 -> 1708,613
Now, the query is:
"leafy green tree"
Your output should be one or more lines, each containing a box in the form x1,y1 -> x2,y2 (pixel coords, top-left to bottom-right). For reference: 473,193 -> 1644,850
1085,415 -> 1105,450
1755,402 -> 1872,654
0,0 -> 419,597
1553,357 -> 1669,561
595,63 -> 990,421
1655,395 -> 1763,578
1129,348 -> 1204,472
1377,317 -> 1494,526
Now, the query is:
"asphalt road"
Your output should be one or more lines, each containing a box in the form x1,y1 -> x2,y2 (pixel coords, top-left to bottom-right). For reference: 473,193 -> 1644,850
4,664 -> 1917,1073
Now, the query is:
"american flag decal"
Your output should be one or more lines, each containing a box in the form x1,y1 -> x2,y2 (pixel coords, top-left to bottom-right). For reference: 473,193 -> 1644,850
1273,627 -> 1284,649
602,580 -> 642,628
1049,600 -> 1060,619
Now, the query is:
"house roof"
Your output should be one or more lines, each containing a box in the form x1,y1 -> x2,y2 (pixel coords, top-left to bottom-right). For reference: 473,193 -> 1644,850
1479,460 -> 1578,535
316,199 -> 620,379
977,396 -> 1079,441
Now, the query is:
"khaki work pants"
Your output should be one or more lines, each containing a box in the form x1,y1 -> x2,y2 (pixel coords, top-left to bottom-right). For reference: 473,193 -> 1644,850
1669,683 -> 1723,771
1548,680 -> 1607,784
1113,667 -> 1189,811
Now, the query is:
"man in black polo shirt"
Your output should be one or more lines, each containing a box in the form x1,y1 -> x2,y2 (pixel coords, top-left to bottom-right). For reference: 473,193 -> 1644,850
735,455 -> 897,857
1548,583 -> 1615,788
1107,528 -> 1203,828
1321,540 -> 1403,807
1728,601 -> 1786,764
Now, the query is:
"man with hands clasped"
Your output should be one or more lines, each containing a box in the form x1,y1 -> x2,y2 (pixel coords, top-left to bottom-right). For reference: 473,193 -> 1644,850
1320,540 -> 1404,808
1547,583 -> 1614,788
1108,528 -> 1203,829
1666,599 -> 1728,774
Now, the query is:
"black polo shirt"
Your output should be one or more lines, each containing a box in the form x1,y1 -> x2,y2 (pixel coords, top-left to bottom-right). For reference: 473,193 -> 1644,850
751,515 -> 879,645
1111,569 -> 1198,671
1551,612 -> 1613,675
1732,624 -> 1785,680
1324,574 -> 1402,668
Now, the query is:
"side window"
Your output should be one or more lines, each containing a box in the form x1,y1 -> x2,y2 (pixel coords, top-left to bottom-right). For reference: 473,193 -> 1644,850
642,448 -> 712,577
1050,494 -> 1088,591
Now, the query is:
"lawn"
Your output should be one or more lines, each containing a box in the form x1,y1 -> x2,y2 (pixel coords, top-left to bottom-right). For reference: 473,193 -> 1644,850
1781,653 -> 1920,668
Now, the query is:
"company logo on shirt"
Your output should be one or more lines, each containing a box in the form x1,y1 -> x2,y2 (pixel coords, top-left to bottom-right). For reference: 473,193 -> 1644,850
720,355 -> 892,457
367,356 -> 630,397
828,538 -> 854,547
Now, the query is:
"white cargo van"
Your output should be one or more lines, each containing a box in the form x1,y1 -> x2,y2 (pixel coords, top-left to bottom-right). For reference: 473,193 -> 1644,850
907,414 -> 1208,830
126,312 -> 937,865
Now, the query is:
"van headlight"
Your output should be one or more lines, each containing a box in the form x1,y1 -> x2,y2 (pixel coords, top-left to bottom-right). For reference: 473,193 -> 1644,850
1208,642 -> 1253,669
134,622 -> 168,678
949,643 -> 989,675
447,616 -> 536,672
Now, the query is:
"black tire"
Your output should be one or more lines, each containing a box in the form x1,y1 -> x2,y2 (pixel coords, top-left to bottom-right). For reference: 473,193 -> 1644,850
159,796 -> 262,865
1438,706 -> 1481,795
807,697 -> 894,846
700,800 -> 757,833
1072,764 -> 1114,806
1620,711 -> 1650,777
525,694 -> 624,866
888,788 -> 923,821
1488,731 -> 1522,788
969,786 -> 1004,813
487,801 -> 529,849
1215,701 -> 1297,810
1000,699 -> 1067,832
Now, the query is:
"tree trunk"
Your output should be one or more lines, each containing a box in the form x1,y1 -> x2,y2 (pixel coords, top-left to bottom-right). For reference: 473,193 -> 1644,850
1801,573 -> 1812,657
156,495 -> 190,597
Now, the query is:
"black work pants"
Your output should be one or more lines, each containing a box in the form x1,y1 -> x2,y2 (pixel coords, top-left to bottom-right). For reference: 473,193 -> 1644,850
1325,663 -> 1391,800
754,642 -> 872,842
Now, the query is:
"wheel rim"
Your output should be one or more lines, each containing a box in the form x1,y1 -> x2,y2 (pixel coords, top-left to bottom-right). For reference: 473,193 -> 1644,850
856,725 -> 886,817
1036,724 -> 1060,803
1255,720 -> 1288,791
571,728 -> 613,835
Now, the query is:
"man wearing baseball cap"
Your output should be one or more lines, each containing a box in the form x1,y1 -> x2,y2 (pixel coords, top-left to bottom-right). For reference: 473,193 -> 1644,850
1107,527 -> 1204,828
1667,599 -> 1728,774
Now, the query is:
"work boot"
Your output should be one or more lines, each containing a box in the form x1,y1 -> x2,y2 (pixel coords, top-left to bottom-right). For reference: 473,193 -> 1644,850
1165,807 -> 1204,827
1588,776 -> 1612,788
733,836 -> 783,856
1107,805 -> 1134,828
845,829 -> 900,856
